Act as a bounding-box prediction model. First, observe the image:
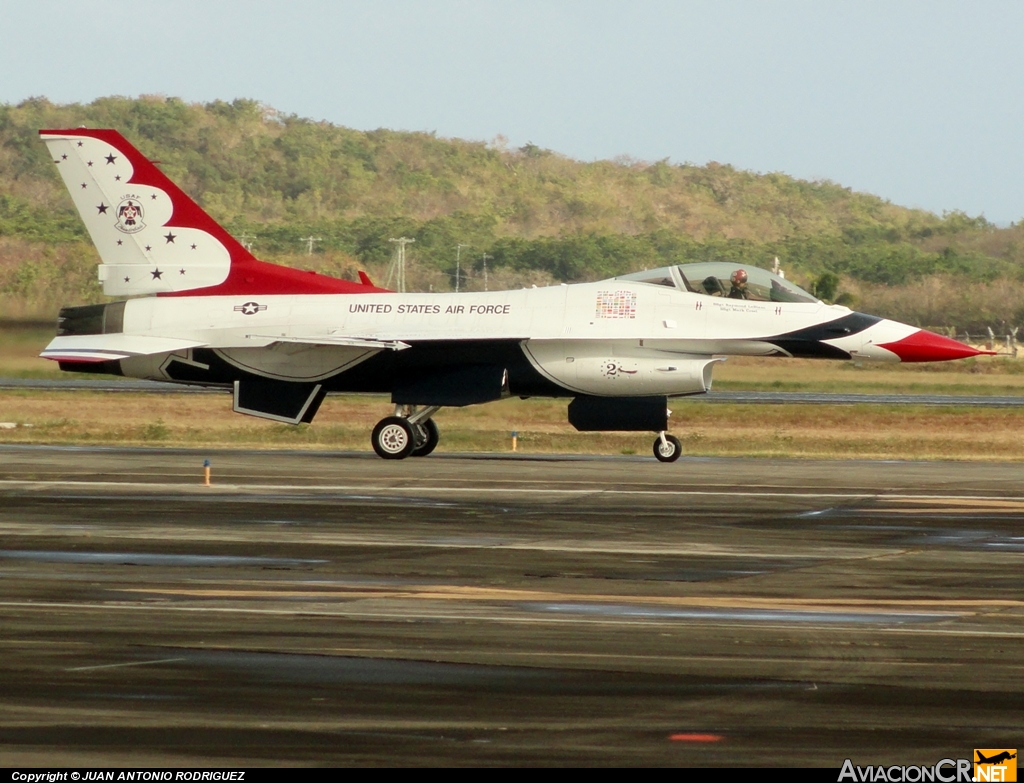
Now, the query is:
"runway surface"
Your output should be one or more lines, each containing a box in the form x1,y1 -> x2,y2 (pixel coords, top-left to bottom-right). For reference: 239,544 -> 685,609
4,377 -> 1024,405
0,446 -> 1022,765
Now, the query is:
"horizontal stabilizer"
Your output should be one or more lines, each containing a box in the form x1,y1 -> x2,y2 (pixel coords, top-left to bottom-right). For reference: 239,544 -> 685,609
41,334 -> 207,363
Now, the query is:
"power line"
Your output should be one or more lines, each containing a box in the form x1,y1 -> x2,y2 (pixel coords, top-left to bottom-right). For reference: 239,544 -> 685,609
481,252 -> 492,291
455,243 -> 470,293
387,237 -> 415,293
300,236 -> 322,255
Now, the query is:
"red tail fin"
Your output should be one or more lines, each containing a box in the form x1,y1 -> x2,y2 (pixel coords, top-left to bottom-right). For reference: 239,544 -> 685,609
40,128 -> 388,296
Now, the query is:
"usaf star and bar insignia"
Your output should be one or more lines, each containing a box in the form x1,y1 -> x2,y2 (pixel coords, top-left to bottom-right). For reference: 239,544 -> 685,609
234,302 -> 267,316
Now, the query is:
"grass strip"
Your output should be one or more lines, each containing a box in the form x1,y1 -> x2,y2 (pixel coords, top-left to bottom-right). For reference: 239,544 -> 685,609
2,391 -> 1023,462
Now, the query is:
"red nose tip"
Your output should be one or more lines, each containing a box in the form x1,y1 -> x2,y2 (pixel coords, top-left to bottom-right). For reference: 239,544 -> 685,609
878,330 -> 996,362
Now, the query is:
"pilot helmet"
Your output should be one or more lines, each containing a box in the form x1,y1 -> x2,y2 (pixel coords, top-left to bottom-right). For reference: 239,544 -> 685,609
731,269 -> 748,285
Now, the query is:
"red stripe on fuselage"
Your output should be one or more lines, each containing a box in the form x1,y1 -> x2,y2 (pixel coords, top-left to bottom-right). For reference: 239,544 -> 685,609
164,256 -> 390,296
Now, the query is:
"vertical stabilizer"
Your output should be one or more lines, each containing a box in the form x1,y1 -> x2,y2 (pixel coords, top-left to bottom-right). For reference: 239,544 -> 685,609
41,129 -> 240,296
40,129 -> 388,297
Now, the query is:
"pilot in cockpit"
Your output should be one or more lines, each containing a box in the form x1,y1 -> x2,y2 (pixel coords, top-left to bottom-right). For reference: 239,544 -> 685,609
728,268 -> 750,299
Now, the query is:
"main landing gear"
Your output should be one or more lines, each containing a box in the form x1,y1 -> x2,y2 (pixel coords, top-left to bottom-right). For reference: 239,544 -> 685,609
371,405 -> 441,460
370,406 -> 679,462
653,431 -> 682,463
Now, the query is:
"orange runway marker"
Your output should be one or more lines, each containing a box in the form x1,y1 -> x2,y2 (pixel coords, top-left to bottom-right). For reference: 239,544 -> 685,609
669,733 -> 724,743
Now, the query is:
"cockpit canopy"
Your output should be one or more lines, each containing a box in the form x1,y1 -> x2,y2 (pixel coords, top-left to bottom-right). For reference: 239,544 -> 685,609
616,262 -> 819,304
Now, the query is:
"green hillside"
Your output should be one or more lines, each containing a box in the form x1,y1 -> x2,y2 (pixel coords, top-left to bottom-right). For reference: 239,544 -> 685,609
2,95 -> 1023,330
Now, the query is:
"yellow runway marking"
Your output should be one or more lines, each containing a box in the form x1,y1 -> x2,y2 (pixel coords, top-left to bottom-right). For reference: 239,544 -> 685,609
7,601 -> 1024,636
885,497 -> 1024,508
116,585 -> 1022,612
877,497 -> 1024,513
873,508 -> 1024,514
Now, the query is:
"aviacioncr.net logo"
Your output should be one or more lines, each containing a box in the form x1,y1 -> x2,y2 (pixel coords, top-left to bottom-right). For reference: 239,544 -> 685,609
839,758 -> 973,782
974,749 -> 1017,782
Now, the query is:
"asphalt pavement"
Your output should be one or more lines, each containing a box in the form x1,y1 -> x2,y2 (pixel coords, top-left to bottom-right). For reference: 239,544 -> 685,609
0,447 -> 1021,765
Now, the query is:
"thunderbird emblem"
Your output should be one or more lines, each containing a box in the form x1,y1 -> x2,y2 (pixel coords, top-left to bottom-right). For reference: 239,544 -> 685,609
114,197 -> 145,234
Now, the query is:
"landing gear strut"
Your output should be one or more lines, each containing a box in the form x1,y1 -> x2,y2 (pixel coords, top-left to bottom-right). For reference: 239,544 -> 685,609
371,405 -> 441,460
653,431 -> 682,463
410,418 -> 440,457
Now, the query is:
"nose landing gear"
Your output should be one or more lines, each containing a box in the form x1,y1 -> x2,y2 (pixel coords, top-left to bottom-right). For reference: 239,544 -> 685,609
653,431 -> 682,462
371,405 -> 441,460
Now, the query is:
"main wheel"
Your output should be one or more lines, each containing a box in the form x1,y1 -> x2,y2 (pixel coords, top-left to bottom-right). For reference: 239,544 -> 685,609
410,418 -> 440,457
371,416 -> 415,459
653,434 -> 682,463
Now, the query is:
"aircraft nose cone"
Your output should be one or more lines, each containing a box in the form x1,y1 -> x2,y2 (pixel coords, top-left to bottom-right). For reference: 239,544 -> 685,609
878,329 -> 996,362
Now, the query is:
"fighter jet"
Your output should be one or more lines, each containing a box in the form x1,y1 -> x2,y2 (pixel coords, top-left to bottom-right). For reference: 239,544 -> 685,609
39,129 -> 991,461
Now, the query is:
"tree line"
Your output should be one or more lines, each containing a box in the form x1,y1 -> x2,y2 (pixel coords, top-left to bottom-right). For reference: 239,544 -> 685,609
2,95 -> 1024,329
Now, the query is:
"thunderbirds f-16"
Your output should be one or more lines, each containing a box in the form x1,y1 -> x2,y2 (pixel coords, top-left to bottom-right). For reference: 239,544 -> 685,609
39,129 -> 991,461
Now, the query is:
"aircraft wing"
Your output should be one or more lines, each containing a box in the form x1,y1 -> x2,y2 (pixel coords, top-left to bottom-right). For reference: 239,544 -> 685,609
254,333 -> 530,347
42,333 -> 416,365
249,335 -> 411,351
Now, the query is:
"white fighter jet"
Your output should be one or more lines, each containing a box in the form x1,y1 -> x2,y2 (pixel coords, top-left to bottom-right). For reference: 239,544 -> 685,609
39,129 -> 990,461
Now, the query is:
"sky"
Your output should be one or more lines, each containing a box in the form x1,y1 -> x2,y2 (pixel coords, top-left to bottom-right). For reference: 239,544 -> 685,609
3,0 -> 1024,223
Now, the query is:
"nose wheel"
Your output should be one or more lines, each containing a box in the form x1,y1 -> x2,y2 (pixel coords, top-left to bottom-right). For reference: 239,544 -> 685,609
653,432 -> 682,462
371,406 -> 441,460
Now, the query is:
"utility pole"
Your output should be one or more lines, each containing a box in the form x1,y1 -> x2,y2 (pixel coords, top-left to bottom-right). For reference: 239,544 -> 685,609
388,237 -> 415,293
300,236 -> 322,255
455,243 -> 470,293
481,252 -> 492,292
